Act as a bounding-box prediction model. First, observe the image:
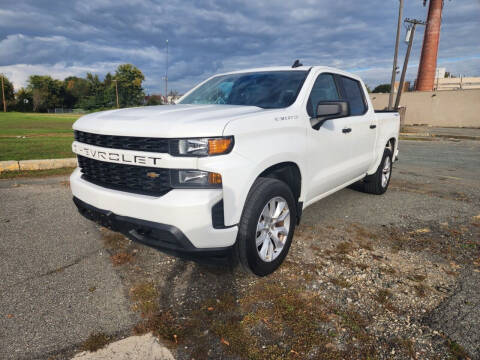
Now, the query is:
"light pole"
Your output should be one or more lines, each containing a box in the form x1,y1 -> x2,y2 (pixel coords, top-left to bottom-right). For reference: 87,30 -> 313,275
165,39 -> 169,103
388,0 -> 404,110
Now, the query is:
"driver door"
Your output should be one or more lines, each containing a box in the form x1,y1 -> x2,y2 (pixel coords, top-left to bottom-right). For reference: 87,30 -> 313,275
304,73 -> 355,204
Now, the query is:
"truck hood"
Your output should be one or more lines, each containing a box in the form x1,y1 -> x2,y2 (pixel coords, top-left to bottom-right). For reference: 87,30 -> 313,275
73,104 -> 265,137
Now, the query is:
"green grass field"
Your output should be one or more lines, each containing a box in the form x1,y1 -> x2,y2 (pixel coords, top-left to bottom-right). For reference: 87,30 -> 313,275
0,112 -> 81,161
0,167 -> 75,179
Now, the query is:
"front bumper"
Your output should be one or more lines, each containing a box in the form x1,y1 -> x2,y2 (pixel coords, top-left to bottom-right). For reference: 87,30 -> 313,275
70,168 -> 238,251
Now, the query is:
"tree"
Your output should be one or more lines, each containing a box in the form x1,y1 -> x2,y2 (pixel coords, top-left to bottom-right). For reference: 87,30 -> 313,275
1,74 -> 15,110
114,64 -> 145,107
77,73 -> 104,110
16,64 -> 147,112
15,88 -> 33,112
28,75 -> 49,112
372,84 -> 392,93
64,76 -> 90,108
27,75 -> 65,112
102,72 -> 117,108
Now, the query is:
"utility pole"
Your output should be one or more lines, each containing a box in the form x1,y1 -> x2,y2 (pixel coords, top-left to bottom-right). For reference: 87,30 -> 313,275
388,0 -> 404,110
1,74 -> 6,112
394,18 -> 426,110
113,79 -> 119,108
165,39 -> 169,103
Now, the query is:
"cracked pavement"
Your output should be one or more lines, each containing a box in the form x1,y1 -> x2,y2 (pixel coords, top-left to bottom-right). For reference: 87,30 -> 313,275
428,268 -> 480,358
0,179 -> 137,360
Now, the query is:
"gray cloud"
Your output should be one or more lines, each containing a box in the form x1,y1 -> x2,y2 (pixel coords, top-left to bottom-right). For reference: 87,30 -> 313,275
1,0 -> 479,93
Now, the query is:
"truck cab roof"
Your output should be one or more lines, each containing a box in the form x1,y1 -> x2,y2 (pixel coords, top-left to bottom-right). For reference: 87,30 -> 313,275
217,66 -> 363,82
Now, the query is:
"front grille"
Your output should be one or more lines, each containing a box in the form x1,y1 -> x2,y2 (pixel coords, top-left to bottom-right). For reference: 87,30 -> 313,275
74,130 -> 170,153
77,155 -> 171,196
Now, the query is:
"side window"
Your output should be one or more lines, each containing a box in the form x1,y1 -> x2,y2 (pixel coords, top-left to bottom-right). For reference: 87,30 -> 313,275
307,74 -> 340,117
340,76 -> 367,116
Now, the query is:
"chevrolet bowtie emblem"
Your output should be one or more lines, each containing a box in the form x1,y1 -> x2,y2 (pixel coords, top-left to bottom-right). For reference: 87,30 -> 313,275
146,172 -> 160,179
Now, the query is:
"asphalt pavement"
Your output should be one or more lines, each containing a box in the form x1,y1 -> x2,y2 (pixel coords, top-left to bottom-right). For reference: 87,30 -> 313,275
1,139 -> 479,359
0,179 -> 137,359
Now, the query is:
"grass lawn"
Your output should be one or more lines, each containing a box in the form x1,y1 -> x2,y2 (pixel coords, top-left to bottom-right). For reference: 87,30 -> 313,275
0,167 -> 75,179
0,112 -> 81,161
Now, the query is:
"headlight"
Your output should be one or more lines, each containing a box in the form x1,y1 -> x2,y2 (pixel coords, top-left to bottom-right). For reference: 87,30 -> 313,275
170,169 -> 222,188
171,136 -> 234,156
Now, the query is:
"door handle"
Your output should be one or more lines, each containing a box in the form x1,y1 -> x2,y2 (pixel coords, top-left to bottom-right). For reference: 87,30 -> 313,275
342,128 -> 352,134
370,124 -> 377,129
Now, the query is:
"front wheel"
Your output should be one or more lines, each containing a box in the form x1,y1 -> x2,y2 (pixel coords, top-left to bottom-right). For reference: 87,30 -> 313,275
363,148 -> 393,195
235,177 -> 297,276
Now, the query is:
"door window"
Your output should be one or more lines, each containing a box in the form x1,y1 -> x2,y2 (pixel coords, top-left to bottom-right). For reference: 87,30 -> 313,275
339,76 -> 367,116
307,74 -> 340,117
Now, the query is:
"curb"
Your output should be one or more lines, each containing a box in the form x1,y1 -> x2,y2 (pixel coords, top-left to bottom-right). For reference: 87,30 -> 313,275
400,132 -> 431,137
0,158 -> 77,173
400,133 -> 480,141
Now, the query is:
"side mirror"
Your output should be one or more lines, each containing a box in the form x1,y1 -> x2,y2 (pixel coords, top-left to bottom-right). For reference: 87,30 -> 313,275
310,101 -> 350,130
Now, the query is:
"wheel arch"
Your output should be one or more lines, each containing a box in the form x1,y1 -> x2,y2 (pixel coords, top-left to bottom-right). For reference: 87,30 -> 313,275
367,137 -> 397,175
387,137 -> 396,152
257,161 -> 303,224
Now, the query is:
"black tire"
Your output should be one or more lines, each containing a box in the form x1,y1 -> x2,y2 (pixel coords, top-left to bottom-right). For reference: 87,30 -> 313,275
235,177 -> 297,276
363,148 -> 393,195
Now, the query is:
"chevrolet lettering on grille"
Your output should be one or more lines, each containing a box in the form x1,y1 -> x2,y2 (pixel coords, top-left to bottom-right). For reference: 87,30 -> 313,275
72,141 -> 163,167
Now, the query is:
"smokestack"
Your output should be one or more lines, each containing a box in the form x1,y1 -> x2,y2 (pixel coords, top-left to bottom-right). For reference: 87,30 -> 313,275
416,0 -> 443,91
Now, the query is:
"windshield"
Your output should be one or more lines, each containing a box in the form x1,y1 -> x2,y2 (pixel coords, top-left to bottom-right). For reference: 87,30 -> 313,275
179,71 -> 308,109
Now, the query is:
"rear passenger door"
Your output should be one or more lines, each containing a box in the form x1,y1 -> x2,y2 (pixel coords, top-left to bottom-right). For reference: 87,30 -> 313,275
337,75 -> 376,177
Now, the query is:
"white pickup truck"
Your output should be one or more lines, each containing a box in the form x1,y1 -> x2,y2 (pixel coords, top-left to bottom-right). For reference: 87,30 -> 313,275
71,65 -> 399,275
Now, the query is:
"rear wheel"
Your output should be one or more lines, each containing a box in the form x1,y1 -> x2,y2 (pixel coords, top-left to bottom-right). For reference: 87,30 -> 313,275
363,148 -> 393,195
235,177 -> 296,276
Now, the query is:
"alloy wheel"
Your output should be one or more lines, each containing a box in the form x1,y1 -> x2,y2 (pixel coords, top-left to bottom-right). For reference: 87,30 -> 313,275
255,196 -> 290,262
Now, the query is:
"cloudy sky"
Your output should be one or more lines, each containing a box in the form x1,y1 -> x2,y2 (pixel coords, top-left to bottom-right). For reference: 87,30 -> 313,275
1,0 -> 479,94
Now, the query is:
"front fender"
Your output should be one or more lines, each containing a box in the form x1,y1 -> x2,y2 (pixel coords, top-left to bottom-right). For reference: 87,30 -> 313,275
198,151 -> 305,227
200,111 -> 306,226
